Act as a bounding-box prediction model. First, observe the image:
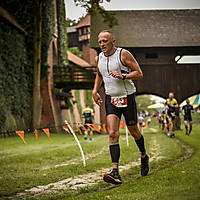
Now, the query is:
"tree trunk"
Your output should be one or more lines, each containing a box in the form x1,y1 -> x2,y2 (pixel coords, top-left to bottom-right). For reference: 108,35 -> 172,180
32,0 -> 42,129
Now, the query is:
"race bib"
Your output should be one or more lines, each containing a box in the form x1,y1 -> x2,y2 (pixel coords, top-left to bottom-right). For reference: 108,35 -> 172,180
111,95 -> 127,108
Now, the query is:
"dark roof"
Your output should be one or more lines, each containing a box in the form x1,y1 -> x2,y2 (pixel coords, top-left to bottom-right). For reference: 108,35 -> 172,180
90,9 -> 200,48
75,13 -> 90,29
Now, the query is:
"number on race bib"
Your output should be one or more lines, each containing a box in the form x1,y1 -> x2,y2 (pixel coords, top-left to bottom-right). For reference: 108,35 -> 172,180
111,95 -> 127,108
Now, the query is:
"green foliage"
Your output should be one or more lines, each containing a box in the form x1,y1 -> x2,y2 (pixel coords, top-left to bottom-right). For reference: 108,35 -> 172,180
84,90 -> 94,109
66,15 -> 85,27
41,0 -> 55,78
66,18 -> 78,27
0,3 -> 33,131
0,0 -> 57,132
69,47 -> 83,58
136,94 -> 156,113
74,0 -> 119,27
57,0 -> 68,66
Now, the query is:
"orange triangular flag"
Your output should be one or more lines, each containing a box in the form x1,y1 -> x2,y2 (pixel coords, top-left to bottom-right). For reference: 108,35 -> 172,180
101,124 -> 107,133
16,131 -> 26,144
92,124 -> 101,133
86,124 -> 101,133
42,128 -> 53,141
81,125 -> 88,134
120,121 -> 126,129
34,129 -> 38,140
62,125 -> 72,135
77,126 -> 83,135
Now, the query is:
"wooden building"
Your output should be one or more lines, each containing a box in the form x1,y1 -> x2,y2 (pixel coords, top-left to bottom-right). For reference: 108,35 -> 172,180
90,9 -> 200,103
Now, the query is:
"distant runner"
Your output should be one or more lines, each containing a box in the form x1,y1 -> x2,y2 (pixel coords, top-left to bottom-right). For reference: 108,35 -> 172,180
82,104 -> 94,142
138,114 -> 144,134
182,99 -> 194,135
165,92 -> 179,138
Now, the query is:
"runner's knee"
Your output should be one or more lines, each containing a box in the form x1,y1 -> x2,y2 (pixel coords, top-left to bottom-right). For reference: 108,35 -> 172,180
109,129 -> 119,142
128,125 -> 141,139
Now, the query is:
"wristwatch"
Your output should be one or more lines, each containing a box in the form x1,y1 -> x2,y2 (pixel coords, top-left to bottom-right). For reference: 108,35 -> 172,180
122,74 -> 126,80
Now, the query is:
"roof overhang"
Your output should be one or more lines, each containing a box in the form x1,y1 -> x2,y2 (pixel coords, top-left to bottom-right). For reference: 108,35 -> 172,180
90,9 -> 200,48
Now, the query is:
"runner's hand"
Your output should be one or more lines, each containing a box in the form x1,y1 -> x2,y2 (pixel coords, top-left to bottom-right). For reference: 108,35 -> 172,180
92,91 -> 102,106
109,71 -> 123,79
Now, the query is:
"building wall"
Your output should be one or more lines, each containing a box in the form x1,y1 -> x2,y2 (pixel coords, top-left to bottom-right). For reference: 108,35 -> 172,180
82,41 -> 97,66
40,0 -> 63,130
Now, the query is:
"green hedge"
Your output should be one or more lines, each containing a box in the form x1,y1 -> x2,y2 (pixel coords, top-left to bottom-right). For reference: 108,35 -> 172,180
0,0 -> 66,133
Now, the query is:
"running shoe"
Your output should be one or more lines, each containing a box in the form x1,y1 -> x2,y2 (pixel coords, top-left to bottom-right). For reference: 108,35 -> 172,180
141,155 -> 149,176
103,170 -> 122,185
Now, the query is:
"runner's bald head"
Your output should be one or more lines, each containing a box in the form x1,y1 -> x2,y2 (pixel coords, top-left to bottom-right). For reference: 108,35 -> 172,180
98,30 -> 115,41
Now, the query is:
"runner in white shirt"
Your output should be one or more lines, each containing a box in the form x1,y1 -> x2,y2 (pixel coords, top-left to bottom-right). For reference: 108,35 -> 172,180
92,30 -> 149,185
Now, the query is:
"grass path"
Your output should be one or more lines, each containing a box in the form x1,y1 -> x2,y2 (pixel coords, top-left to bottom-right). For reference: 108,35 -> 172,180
1,117 -> 200,200
15,133 -> 163,199
10,126 -> 193,199
65,125 -> 200,200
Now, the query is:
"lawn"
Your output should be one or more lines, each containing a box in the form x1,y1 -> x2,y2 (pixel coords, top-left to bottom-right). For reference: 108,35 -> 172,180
0,113 -> 200,199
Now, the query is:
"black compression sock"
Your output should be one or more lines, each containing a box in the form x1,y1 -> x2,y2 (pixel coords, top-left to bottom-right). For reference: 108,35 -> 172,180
189,126 -> 192,133
110,143 -> 120,165
135,135 -> 146,156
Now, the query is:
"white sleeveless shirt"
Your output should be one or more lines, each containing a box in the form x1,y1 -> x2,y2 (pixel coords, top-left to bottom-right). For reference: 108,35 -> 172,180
98,48 -> 136,96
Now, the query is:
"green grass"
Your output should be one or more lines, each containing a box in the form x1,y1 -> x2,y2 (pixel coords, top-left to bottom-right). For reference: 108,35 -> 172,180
0,113 -> 200,199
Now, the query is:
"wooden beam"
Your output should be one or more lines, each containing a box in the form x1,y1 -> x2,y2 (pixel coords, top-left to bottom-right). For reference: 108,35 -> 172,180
0,6 -> 28,35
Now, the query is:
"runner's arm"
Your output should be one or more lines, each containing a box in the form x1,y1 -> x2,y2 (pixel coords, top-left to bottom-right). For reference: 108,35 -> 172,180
92,56 -> 103,106
109,49 -> 143,80
121,49 -> 143,80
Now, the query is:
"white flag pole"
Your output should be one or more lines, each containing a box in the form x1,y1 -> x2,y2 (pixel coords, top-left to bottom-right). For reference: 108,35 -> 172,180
126,126 -> 129,147
64,120 -> 86,167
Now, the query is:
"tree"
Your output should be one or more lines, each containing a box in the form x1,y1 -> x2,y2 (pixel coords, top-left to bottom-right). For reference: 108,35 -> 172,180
74,0 -> 118,27
136,95 -> 156,113
32,0 -> 42,129
66,16 -> 85,27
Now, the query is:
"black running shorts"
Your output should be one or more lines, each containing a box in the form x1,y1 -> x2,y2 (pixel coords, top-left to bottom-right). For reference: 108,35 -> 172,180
105,93 -> 138,126
84,118 -> 93,130
184,115 -> 192,123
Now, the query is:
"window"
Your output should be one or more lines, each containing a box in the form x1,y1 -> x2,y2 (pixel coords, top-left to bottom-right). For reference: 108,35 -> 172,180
175,55 -> 200,64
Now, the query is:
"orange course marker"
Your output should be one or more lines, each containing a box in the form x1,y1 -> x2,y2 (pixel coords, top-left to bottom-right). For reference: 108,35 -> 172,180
120,121 -> 126,129
81,124 -> 89,134
42,128 -> 53,141
16,131 -> 26,144
62,125 -> 72,135
101,124 -> 107,134
77,126 -> 83,135
34,129 -> 38,140
86,124 -> 101,133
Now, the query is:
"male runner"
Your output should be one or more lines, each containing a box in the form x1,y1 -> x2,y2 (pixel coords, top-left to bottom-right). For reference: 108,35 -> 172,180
138,114 -> 144,134
165,92 -> 179,138
92,30 -> 149,185
182,99 -> 194,135
82,104 -> 94,142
